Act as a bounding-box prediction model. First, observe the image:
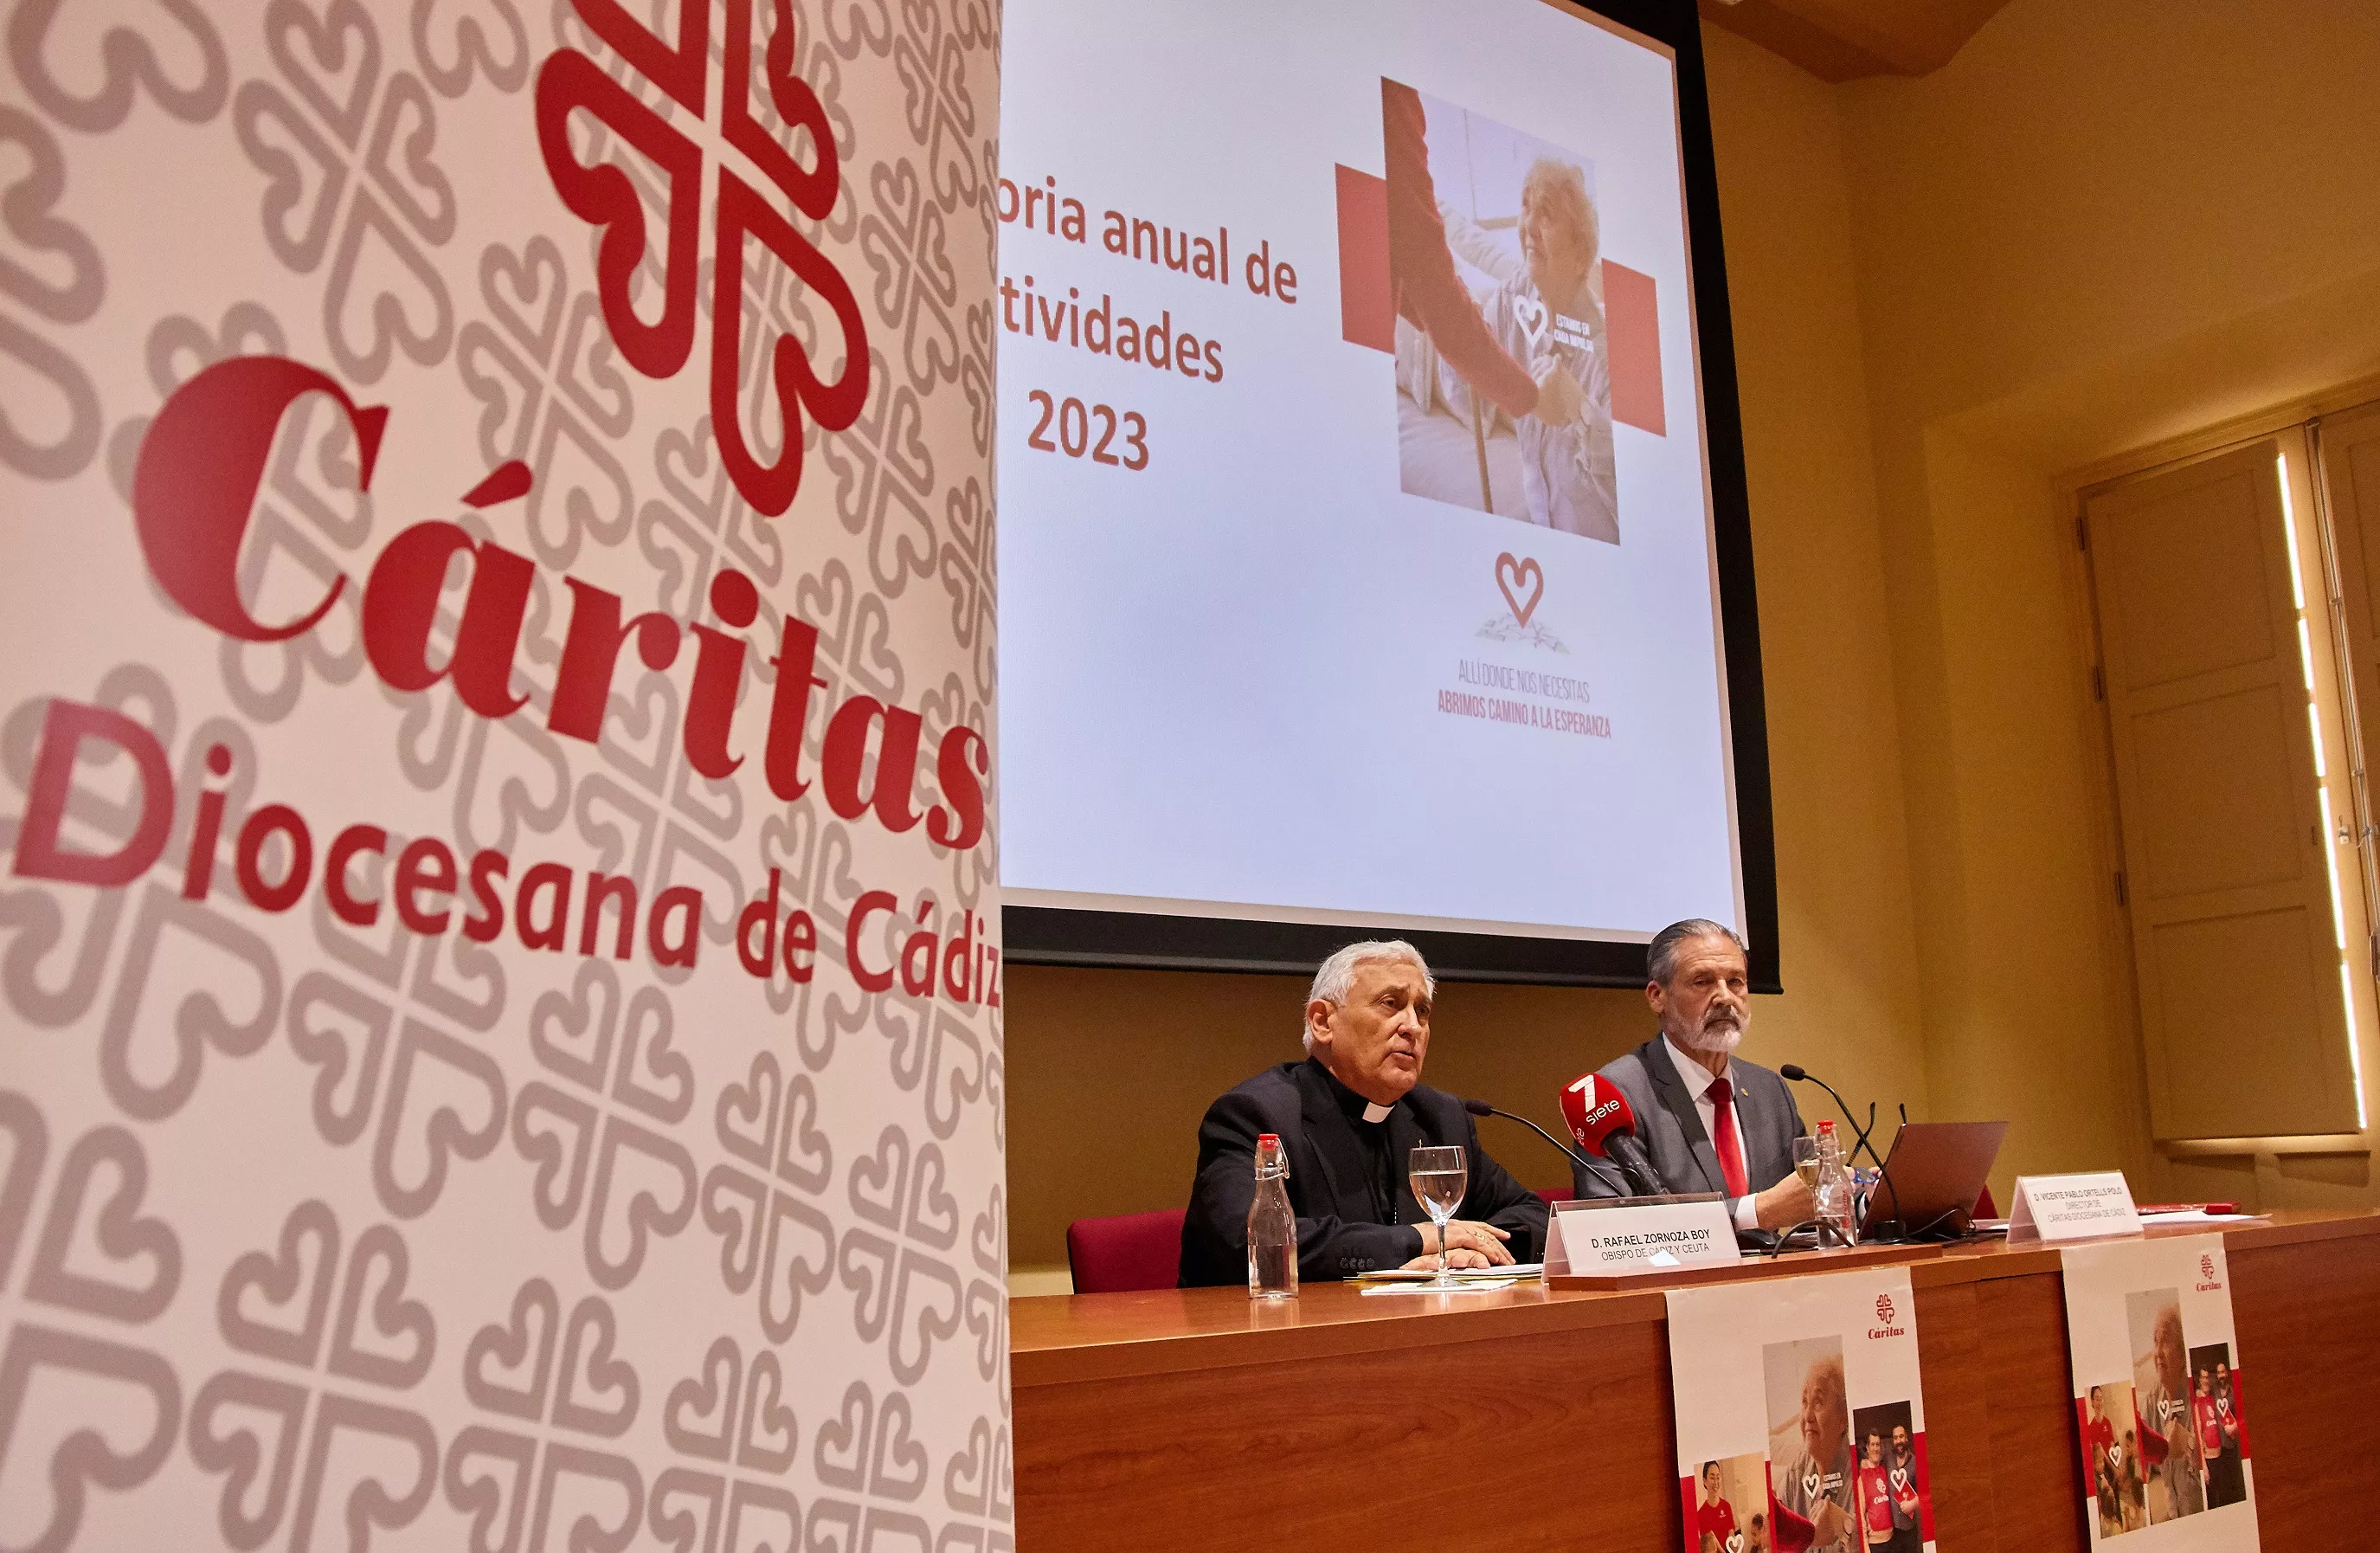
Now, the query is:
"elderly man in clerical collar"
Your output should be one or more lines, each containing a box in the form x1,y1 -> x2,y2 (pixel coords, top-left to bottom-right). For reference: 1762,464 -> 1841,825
1176,940 -> 1547,1287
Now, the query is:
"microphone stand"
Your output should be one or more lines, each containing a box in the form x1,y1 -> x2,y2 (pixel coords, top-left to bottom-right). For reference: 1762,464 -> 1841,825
1782,1068 -> 1914,1243
1788,1068 -> 1885,1170
1464,1101 -> 1634,1200
1476,1101 -> 1785,1254
1840,1101 -> 1923,1243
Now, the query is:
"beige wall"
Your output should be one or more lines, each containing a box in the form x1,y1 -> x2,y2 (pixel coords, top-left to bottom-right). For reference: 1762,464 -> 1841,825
1836,0 -> 2380,1206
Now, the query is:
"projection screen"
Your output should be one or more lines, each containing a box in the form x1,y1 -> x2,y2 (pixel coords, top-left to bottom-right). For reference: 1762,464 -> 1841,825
992,0 -> 1779,987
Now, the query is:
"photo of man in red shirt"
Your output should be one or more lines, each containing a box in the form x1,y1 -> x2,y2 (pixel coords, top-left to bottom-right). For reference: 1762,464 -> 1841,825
2193,1346 -> 2249,1508
2192,1369 -> 2222,1464
1855,1432 -> 1896,1549
1841,1400 -> 1928,1553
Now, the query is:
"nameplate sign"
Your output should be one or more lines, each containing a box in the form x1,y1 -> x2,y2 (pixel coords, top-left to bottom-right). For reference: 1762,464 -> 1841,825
1547,1199 -> 1740,1276
2007,1171 -> 2140,1242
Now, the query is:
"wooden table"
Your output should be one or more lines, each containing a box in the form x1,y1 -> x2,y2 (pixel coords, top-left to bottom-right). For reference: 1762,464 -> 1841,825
1013,1210 -> 2380,1551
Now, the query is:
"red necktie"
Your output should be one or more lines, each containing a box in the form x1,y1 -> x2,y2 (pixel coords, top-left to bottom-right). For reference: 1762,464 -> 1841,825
1707,1076 -> 1748,1197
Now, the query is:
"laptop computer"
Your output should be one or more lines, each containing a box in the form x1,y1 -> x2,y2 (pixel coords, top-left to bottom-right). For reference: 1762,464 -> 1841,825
1858,1120 -> 2009,1240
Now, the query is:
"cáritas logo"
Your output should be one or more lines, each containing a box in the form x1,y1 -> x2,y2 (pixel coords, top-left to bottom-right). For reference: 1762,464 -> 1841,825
1867,1289 -> 1907,1340
537,0 -> 868,517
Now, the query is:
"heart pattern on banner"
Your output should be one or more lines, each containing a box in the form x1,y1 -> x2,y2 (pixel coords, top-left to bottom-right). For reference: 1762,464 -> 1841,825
0,3 -> 1009,1550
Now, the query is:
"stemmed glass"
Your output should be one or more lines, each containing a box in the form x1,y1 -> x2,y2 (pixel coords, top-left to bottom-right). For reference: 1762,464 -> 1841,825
1408,1145 -> 1469,1287
1790,1136 -> 1825,1244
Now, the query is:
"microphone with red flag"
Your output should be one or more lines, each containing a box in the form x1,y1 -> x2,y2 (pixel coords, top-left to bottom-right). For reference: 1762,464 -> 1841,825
1559,1073 -> 1666,1197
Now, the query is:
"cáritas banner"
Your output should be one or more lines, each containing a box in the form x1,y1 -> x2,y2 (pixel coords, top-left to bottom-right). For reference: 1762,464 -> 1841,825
0,3 -> 1007,1548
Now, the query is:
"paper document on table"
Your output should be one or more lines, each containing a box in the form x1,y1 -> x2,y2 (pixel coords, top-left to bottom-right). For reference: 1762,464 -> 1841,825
1360,1278 -> 1520,1295
2139,1209 -> 2269,1225
1353,1264 -> 1542,1282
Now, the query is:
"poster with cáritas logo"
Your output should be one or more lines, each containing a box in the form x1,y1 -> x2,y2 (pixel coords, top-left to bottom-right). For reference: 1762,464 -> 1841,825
2059,1236 -> 2258,1549
1667,1270 -> 1934,1553
0,4 -> 1009,1549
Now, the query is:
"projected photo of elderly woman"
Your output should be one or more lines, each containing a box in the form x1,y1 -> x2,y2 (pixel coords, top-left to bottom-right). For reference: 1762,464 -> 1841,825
1388,90 -> 1620,543
1482,158 -> 1619,540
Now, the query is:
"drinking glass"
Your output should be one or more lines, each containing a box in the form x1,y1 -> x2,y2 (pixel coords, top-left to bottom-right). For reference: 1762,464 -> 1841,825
1408,1145 -> 1469,1286
1792,1135 -> 1820,1189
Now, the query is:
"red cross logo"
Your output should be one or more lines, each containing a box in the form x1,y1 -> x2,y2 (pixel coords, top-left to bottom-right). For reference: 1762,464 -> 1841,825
536,0 -> 870,516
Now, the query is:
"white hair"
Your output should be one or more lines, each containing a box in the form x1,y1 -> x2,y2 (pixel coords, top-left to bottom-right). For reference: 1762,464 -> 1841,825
1302,940 -> 1434,1053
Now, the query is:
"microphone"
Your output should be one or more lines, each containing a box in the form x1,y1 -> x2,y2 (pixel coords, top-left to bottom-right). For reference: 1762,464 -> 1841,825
1779,1064 -> 1883,1169
1780,1064 -> 1918,1240
1558,1073 -> 1665,1198
1460,1096 -> 1620,1191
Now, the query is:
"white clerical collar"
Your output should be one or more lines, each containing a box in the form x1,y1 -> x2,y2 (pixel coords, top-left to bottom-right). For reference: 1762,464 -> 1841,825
1663,1034 -> 1730,1093
1316,1057 -> 1397,1123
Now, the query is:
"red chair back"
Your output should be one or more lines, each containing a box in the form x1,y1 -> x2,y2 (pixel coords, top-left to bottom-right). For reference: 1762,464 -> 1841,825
1065,1208 -> 1188,1294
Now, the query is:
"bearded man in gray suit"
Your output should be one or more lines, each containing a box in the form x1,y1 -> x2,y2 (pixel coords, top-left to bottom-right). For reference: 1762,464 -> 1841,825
1571,919 -> 1818,1233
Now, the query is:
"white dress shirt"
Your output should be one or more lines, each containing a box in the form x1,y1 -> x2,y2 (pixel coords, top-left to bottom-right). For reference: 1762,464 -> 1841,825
1661,1036 -> 1762,1232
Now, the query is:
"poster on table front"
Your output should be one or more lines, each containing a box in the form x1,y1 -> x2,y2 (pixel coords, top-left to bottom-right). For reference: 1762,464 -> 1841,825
2059,1236 -> 2258,1550
1667,1271 -> 1935,1553
0,4 -> 1009,1550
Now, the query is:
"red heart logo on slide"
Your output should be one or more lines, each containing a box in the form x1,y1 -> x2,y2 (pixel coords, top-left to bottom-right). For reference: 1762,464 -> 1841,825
1496,553 -> 1544,626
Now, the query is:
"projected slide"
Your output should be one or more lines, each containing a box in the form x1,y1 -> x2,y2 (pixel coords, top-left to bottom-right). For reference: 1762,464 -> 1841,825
996,0 -> 1752,954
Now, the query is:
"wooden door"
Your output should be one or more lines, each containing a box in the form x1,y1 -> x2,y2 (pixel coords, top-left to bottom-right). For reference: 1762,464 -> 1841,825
2316,401 -> 2380,941
2087,440 -> 2361,1139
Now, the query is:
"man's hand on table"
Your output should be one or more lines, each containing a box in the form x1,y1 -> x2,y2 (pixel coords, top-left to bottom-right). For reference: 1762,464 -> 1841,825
1410,1219 -> 1515,1268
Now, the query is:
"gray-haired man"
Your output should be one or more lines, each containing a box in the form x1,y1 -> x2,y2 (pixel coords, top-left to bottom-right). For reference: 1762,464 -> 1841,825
1178,940 -> 1547,1286
1570,918 -> 1814,1231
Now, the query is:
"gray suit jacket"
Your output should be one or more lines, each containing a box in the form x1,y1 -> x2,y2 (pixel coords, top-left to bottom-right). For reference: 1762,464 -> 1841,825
1569,1036 -> 1806,1218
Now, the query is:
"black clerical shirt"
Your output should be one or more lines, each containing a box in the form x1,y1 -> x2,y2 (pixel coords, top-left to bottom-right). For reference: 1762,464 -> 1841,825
1324,1065 -> 1403,1228
1177,1058 -> 1548,1286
